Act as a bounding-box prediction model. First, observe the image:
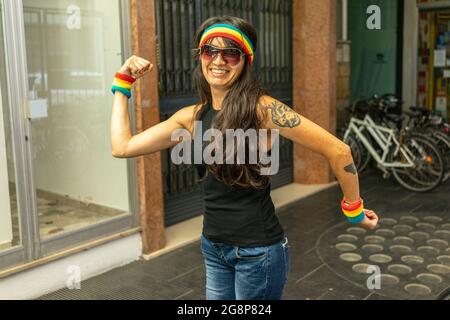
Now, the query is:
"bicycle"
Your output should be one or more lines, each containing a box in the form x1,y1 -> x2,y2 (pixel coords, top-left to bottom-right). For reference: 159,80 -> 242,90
403,106 -> 450,182
343,96 -> 445,192
378,95 -> 450,182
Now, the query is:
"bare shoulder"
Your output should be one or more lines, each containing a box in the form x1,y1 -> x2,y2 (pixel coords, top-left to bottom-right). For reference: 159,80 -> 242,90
172,104 -> 202,133
257,95 -> 301,129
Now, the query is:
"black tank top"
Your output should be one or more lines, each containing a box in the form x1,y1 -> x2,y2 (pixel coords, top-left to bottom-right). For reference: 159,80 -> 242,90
193,102 -> 284,247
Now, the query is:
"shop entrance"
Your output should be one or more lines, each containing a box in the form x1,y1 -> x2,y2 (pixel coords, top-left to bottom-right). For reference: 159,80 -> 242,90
418,7 -> 450,119
0,0 -> 139,272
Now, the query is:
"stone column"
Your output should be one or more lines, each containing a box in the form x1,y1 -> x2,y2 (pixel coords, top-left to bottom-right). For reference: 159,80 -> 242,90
130,0 -> 165,254
292,0 -> 337,184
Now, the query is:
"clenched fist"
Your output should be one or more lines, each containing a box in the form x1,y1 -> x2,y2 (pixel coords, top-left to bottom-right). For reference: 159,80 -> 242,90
118,55 -> 153,79
359,209 -> 379,231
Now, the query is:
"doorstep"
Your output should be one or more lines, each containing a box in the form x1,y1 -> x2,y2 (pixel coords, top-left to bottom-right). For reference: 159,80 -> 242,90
142,181 -> 337,261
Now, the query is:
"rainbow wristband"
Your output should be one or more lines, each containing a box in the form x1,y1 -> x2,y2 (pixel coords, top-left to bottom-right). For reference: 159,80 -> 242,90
341,198 -> 365,224
112,72 -> 136,99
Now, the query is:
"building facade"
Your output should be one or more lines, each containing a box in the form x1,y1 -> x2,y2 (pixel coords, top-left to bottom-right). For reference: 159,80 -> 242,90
0,0 -> 340,298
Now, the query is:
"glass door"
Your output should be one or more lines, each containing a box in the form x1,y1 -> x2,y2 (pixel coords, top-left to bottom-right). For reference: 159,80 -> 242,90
0,0 -> 16,254
21,0 -> 139,256
0,0 -> 32,271
0,0 -> 139,271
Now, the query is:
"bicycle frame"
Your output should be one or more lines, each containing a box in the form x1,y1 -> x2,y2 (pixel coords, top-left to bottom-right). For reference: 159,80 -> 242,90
343,114 -> 415,169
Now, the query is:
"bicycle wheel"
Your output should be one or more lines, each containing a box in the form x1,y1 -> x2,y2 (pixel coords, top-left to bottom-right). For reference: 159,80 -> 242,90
432,131 -> 450,181
389,135 -> 445,192
344,133 -> 363,172
419,129 -> 450,182
354,127 -> 373,173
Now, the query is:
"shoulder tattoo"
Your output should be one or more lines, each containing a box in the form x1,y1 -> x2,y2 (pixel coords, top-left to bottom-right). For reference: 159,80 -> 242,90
265,101 -> 301,128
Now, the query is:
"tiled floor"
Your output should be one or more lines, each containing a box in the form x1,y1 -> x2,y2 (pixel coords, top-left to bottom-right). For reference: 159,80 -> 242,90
38,170 -> 450,300
7,191 -> 126,248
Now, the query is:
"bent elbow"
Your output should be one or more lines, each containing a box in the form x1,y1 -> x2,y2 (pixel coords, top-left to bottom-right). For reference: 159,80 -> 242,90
112,148 -> 127,158
335,143 -> 353,160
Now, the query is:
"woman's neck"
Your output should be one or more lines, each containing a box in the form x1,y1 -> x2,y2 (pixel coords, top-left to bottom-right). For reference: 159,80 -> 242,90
211,87 -> 228,111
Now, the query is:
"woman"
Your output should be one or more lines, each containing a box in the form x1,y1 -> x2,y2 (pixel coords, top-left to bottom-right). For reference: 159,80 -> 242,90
110,16 -> 378,300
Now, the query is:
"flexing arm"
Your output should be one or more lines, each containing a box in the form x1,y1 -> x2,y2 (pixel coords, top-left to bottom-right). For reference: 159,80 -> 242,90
110,56 -> 193,158
260,96 -> 378,230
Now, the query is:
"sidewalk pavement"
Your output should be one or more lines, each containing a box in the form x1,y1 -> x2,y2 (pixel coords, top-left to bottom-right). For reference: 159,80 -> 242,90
38,170 -> 450,300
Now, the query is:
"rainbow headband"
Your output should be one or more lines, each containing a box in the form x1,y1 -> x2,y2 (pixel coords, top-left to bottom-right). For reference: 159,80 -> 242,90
199,24 -> 255,64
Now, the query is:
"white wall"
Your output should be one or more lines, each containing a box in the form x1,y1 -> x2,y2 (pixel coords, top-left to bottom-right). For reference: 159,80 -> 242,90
0,233 -> 142,300
24,0 -> 130,211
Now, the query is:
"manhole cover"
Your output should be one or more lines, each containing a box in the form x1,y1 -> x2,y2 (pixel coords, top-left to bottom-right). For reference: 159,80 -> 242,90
318,213 -> 449,300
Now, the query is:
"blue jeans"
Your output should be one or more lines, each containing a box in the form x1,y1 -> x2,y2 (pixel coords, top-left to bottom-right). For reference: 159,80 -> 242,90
200,234 -> 290,300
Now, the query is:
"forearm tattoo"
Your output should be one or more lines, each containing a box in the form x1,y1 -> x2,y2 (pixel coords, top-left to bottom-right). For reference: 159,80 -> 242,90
265,102 -> 301,128
344,163 -> 357,175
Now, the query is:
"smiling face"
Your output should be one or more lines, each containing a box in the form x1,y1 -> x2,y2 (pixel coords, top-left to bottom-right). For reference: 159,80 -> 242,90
200,37 -> 246,91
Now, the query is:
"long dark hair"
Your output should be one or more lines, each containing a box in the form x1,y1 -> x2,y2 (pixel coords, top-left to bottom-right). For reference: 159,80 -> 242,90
192,16 -> 269,190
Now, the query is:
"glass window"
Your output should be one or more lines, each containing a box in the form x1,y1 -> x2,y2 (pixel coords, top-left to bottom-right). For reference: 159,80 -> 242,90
22,0 -> 130,239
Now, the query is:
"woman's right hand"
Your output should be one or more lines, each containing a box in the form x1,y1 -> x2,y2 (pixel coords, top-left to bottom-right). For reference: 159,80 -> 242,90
118,55 -> 153,80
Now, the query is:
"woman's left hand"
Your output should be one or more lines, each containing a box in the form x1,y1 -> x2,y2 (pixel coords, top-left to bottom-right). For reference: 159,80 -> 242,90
359,209 -> 379,230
